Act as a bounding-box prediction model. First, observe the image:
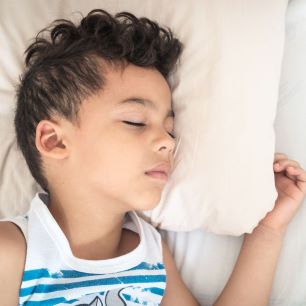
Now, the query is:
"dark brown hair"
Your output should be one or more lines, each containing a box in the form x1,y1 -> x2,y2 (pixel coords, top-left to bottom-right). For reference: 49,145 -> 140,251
14,9 -> 183,192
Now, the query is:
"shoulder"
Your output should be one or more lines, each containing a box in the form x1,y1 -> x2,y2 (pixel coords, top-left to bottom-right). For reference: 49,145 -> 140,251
0,220 -> 26,255
160,239 -> 200,306
160,239 -> 181,280
0,221 -> 26,304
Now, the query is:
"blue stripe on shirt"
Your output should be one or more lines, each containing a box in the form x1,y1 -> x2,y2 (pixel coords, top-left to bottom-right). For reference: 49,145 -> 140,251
22,262 -> 165,281
20,274 -> 166,297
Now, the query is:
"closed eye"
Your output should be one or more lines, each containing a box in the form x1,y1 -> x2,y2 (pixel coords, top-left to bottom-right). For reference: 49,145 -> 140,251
123,121 -> 145,127
123,121 -> 176,139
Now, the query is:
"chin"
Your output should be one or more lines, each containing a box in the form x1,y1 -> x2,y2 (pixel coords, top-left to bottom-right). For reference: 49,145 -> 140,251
134,195 -> 162,212
143,200 -> 161,211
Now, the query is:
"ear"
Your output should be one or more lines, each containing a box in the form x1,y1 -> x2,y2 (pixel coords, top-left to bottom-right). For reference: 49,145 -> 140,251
35,119 -> 69,160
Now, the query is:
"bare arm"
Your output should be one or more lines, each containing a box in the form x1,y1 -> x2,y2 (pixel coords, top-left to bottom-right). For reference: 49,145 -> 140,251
161,225 -> 283,306
212,224 -> 283,306
213,153 -> 306,305
0,221 -> 26,305
161,240 -> 200,306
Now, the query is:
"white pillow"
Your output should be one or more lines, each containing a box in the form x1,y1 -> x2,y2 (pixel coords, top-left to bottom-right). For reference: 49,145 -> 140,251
162,1 -> 306,303
0,0 -> 287,235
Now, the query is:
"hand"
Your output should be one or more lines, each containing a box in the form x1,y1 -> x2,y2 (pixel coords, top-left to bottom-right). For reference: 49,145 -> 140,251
258,153 -> 306,234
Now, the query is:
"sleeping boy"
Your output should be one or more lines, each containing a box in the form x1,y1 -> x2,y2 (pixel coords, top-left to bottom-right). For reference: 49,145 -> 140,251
0,9 -> 305,306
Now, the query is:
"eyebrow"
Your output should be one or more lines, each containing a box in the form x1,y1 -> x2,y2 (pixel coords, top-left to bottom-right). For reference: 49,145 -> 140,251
119,97 -> 175,118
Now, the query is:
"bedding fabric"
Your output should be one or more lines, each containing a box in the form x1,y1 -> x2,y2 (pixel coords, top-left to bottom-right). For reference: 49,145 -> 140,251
162,0 -> 306,304
0,0 -> 287,235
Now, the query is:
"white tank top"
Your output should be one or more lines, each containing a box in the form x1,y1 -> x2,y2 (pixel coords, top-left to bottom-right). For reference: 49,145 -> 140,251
1,192 -> 166,305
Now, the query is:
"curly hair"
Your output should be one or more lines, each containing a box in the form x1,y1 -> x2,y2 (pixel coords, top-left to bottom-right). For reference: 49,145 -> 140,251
14,9 -> 183,193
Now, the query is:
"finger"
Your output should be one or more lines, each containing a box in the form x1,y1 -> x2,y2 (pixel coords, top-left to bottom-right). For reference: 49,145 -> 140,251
284,166 -> 306,185
274,152 -> 288,158
287,166 -> 306,182
274,159 -> 300,171
274,159 -> 300,167
274,153 -> 288,160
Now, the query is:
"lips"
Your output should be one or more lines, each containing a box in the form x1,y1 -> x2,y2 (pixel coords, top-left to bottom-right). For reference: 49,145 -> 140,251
145,171 -> 168,181
145,162 -> 170,182
145,162 -> 170,175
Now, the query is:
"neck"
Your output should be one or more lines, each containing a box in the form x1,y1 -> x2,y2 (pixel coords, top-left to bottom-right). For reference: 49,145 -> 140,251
48,191 -> 127,260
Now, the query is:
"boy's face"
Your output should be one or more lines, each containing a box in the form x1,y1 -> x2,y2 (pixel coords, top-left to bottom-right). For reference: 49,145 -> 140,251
59,63 -> 176,211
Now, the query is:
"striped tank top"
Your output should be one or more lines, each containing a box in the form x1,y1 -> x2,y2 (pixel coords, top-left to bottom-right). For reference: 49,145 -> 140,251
1,192 -> 167,305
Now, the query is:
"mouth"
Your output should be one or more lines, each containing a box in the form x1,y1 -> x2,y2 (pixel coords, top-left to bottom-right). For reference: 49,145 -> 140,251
145,171 -> 168,182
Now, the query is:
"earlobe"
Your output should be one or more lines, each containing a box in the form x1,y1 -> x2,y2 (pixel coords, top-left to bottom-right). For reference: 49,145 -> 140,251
35,120 -> 69,160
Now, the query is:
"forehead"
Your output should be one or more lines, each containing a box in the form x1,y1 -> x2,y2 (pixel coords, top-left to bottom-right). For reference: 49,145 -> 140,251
101,63 -> 174,116
118,97 -> 175,119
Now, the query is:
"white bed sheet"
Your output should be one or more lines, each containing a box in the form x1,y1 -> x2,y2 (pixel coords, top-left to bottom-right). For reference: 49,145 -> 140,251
160,0 -> 306,305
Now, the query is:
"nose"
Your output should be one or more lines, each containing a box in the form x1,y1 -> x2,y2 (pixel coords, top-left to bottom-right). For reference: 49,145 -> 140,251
155,129 -> 177,161
157,128 -> 176,147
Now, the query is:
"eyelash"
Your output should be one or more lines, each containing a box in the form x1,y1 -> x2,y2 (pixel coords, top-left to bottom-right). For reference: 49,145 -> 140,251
123,121 -> 176,139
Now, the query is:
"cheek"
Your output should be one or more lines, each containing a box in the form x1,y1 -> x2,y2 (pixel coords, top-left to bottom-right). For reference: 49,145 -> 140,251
74,128 -> 147,180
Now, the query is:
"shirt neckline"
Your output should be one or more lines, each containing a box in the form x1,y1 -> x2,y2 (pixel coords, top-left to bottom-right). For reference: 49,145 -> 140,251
30,192 -> 146,274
